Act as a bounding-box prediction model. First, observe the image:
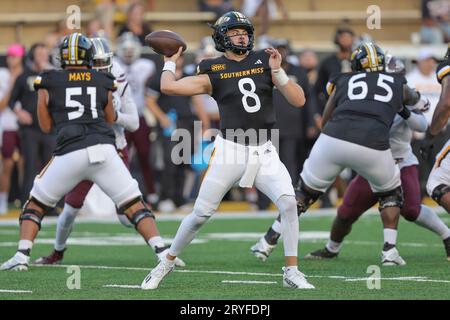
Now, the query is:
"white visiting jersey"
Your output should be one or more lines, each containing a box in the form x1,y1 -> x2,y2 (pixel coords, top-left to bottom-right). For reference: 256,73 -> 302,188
389,112 -> 427,169
110,61 -> 139,150
406,68 -> 441,125
115,57 -> 155,116
0,68 -> 18,132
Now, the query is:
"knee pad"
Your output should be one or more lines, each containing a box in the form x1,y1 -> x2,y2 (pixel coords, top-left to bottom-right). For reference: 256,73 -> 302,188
118,196 -> 155,229
375,186 -> 403,212
431,184 -> 450,205
19,197 -> 52,230
117,213 -> 134,228
295,177 -> 323,214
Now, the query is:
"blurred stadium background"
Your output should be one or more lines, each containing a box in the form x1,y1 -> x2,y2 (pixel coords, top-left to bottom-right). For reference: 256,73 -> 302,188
0,0 -> 449,219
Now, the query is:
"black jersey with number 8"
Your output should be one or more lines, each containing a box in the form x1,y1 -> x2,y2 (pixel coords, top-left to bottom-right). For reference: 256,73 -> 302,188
197,50 -> 276,134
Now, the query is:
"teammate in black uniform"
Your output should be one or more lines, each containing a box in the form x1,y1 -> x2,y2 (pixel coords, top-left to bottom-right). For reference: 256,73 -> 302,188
0,33 -> 156,271
271,42 -> 420,266
141,11 -> 314,290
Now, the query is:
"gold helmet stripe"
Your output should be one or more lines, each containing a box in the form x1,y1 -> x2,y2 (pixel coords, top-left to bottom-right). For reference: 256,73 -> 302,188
367,43 -> 377,68
68,34 -> 73,61
74,33 -> 80,62
362,43 -> 372,68
369,43 -> 378,68
69,33 -> 78,62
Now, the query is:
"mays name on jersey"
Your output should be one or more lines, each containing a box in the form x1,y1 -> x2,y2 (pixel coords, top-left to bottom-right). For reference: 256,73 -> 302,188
34,69 -> 117,155
323,71 -> 406,150
197,50 -> 276,135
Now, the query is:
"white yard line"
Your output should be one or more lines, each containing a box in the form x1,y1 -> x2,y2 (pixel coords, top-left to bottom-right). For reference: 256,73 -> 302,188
0,238 -> 442,248
30,263 -> 450,285
0,289 -> 33,293
103,284 -> 141,289
221,280 -> 277,284
345,277 -> 450,284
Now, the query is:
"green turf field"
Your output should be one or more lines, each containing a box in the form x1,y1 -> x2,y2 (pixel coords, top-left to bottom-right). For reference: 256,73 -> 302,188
0,211 -> 449,300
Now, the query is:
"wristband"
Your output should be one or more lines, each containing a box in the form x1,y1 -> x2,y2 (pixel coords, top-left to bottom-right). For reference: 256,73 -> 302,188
272,68 -> 289,86
162,61 -> 176,74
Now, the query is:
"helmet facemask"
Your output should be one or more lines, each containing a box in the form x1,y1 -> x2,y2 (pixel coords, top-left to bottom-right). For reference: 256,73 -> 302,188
91,37 -> 113,73
93,53 -> 113,73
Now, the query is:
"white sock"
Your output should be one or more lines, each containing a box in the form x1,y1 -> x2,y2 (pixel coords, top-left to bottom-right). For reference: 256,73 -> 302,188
415,205 -> 450,240
271,219 -> 282,234
55,204 -> 79,251
169,212 -> 209,257
148,236 -> 165,251
18,239 -> 33,251
326,239 -> 342,253
383,228 -> 397,247
276,196 -> 299,257
17,240 -> 33,256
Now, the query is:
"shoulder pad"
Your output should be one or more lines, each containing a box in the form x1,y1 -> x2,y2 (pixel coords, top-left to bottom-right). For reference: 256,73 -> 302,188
33,70 -> 54,90
436,61 -> 450,84
326,72 -> 342,95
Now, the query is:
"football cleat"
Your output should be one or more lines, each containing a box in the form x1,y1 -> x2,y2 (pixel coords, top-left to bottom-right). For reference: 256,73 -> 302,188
156,247 -> 186,267
304,247 -> 339,260
141,257 -> 174,290
381,247 -> 406,266
282,267 -> 315,289
0,252 -> 30,271
444,237 -> 450,261
34,249 -> 65,265
250,237 -> 276,262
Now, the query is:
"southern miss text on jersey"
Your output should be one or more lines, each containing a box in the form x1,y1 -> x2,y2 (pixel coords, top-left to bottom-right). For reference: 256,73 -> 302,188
197,50 -> 275,133
34,69 -> 117,155
323,71 -> 406,150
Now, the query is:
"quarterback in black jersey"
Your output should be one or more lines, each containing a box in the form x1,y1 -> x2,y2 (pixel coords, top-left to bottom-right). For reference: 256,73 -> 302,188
293,43 -> 423,266
425,45 -> 450,223
141,11 -> 315,290
0,33 -> 157,272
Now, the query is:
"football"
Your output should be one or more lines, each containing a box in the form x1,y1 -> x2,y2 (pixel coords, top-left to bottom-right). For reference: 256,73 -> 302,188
144,30 -> 187,57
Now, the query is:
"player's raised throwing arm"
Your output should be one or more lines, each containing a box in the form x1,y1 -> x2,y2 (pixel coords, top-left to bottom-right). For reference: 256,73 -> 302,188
266,47 -> 305,108
160,47 -> 212,96
431,76 -> 450,135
